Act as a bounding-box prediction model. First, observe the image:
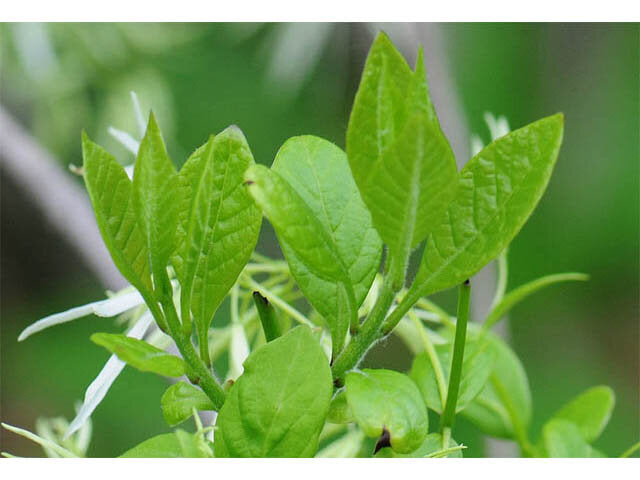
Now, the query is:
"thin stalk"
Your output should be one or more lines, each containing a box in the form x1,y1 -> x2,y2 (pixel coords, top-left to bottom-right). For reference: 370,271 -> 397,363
440,280 -> 471,431
155,278 -> 226,410
620,441 -> 640,458
410,311 -> 447,408
491,374 -> 536,457
331,257 -> 403,385
490,248 -> 509,310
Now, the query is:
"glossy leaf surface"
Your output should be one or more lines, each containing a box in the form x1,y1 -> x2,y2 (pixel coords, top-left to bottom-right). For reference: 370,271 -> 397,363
173,127 -> 261,339
214,326 -> 332,457
161,381 -> 215,427
345,369 -> 428,453
413,114 -> 564,297
91,333 -> 186,377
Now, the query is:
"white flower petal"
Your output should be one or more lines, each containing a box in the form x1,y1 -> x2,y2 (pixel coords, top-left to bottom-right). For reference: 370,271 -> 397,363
19,303 -> 98,341
130,91 -> 147,137
19,291 -> 145,342
64,313 -> 153,439
108,126 -> 140,155
228,324 -> 249,381
92,291 -> 143,317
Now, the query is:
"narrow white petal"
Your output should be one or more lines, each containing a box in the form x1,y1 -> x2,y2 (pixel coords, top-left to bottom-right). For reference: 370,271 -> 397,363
64,313 -> 153,439
124,164 -> 135,180
92,291 -> 144,317
130,91 -> 147,137
108,126 -> 139,155
19,291 -> 145,342
228,324 -> 249,381
19,303 -> 98,341
470,134 -> 484,157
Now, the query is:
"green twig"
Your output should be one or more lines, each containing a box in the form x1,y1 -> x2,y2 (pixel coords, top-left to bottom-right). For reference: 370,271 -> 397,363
331,257 -> 402,385
440,280 -> 471,431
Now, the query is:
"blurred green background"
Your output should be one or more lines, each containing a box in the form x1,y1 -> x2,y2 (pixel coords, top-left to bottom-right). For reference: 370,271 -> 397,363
1,23 -> 638,457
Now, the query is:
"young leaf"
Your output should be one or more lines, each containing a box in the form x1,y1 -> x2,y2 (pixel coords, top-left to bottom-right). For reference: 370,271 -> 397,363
483,272 -> 589,331
541,419 -> 602,458
161,381 -> 215,427
461,330 -> 532,439
132,113 -> 178,296
82,133 -> 153,300
409,336 -> 494,414
327,390 -> 353,424
120,430 -> 212,458
91,333 -> 186,377
214,325 -> 332,457
347,33 -> 457,272
244,164 -> 356,357
272,135 -> 382,318
173,127 -> 261,348
412,113 -> 564,297
375,433 -> 463,458
345,369 -> 428,454
548,386 -> 615,443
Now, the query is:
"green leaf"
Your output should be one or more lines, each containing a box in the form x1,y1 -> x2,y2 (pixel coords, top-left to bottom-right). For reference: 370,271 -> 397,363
161,381 -> 215,427
484,272 -> 589,331
91,333 -> 186,377
346,33 -> 457,270
272,136 -> 382,314
541,419 -> 603,458
120,430 -> 213,458
173,127 -> 261,343
327,390 -> 353,424
244,163 -> 357,357
345,369 -> 428,453
375,433 -> 463,458
409,335 -> 494,414
132,113 -> 178,295
81,133 -> 153,300
548,386 -> 615,443
214,325 -> 332,457
462,330 -> 532,439
413,113 -> 564,297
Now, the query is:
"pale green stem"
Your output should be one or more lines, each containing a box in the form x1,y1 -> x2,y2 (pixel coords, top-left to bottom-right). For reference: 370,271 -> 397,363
490,248 -> 509,310
440,281 -> 471,431
410,311 -> 447,408
620,441 -> 640,458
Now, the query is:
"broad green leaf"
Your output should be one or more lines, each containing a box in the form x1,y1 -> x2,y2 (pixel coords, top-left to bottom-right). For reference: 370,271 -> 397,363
409,335 -> 495,414
82,133 -> 153,299
173,127 -> 261,342
327,390 -> 353,424
120,430 -> 212,458
161,381 -> 215,427
484,272 -> 589,331
375,433 -> 463,458
462,330 -> 532,439
345,369 -> 428,453
214,325 -> 332,457
244,164 -> 356,357
347,33 -> 457,269
272,136 -> 382,315
315,427 -> 365,458
91,333 -> 186,377
413,113 -> 564,297
548,386 -> 615,443
132,113 -> 178,295
541,419 -> 600,458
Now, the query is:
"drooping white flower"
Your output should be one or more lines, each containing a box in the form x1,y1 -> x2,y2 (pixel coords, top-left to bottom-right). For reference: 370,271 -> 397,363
18,289 -> 144,341
64,312 -> 153,438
